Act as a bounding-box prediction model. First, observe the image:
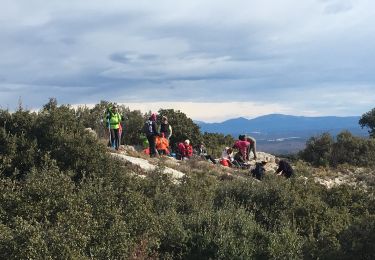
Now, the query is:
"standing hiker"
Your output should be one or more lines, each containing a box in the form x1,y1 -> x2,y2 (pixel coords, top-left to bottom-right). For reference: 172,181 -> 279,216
275,158 -> 294,178
143,113 -> 159,157
159,116 -> 173,140
245,135 -> 257,160
232,135 -> 250,165
106,105 -> 122,150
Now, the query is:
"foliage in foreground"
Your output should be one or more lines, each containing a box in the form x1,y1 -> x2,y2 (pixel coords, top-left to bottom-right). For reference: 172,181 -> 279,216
1,161 -> 374,259
0,101 -> 374,259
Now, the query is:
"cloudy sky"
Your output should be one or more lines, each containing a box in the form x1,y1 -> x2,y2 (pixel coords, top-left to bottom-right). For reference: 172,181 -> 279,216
0,0 -> 374,122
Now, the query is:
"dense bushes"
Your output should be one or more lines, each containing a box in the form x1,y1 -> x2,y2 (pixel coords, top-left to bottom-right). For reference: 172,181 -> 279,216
300,131 -> 375,168
0,103 -> 111,180
0,101 -> 374,258
300,133 -> 334,167
1,163 -> 373,259
300,107 -> 375,168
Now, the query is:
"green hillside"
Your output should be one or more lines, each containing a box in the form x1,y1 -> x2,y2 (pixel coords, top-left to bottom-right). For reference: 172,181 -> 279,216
0,100 -> 374,259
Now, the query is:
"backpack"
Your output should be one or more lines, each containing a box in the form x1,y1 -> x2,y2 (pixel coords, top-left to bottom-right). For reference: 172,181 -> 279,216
142,120 -> 154,135
251,163 -> 265,180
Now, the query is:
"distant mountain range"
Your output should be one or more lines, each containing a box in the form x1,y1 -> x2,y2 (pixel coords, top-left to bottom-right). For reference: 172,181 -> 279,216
196,114 -> 368,154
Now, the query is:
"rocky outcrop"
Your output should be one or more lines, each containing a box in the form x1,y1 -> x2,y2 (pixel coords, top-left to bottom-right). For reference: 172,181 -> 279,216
110,153 -> 185,179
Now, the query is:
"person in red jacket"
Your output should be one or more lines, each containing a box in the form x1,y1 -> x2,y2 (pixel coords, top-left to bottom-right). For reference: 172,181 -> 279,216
232,135 -> 250,164
177,142 -> 186,160
184,139 -> 193,159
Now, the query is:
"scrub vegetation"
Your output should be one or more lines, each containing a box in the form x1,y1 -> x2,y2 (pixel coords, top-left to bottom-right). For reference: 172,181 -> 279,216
0,99 -> 374,259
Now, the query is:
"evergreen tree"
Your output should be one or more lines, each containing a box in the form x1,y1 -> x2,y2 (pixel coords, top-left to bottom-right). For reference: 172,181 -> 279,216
359,107 -> 375,138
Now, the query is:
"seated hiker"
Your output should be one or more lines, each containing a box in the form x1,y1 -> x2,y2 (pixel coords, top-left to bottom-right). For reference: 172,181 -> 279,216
176,140 -> 193,160
275,158 -> 294,178
176,142 -> 185,160
233,152 -> 247,166
251,161 -> 267,180
195,142 -> 216,164
220,147 -> 239,167
233,135 -> 250,162
184,139 -> 193,159
245,135 -> 257,160
156,133 -> 170,155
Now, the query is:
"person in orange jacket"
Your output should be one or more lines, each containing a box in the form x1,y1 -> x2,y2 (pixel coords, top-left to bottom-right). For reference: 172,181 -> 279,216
156,133 -> 170,155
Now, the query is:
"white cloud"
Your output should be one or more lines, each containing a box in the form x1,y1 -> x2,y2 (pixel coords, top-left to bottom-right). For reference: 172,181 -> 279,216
0,0 -> 375,119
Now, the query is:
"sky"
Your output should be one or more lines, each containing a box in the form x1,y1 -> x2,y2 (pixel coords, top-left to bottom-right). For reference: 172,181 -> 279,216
0,0 -> 374,122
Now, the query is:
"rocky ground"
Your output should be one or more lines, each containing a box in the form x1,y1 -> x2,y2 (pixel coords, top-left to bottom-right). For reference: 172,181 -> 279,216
110,146 -> 279,181
109,145 -> 374,190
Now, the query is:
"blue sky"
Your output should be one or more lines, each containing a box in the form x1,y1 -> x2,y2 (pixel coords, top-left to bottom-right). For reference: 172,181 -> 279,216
0,0 -> 374,122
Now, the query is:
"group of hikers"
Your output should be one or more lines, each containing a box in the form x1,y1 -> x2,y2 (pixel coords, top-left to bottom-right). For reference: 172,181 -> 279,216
105,106 -> 294,180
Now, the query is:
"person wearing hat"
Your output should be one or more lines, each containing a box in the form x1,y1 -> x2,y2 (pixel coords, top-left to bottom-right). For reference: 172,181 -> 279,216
176,139 -> 192,160
220,147 -> 239,167
184,139 -> 193,159
106,104 -> 122,150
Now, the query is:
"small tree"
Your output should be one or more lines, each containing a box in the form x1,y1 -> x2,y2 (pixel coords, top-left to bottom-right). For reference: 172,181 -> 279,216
83,100 -> 111,139
300,133 -> 334,167
359,107 -> 375,138
330,131 -> 359,166
122,109 -> 144,145
157,109 -> 202,149
202,132 -> 235,157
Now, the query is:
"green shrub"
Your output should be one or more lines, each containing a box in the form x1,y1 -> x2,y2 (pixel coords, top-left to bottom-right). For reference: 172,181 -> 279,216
300,132 -> 334,167
338,215 -> 375,260
1,101 -> 374,259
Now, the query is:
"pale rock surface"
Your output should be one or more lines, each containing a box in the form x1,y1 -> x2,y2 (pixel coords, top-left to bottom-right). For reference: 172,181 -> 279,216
110,153 -> 185,179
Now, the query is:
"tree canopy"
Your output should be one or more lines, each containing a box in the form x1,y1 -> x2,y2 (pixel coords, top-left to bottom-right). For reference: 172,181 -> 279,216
359,107 -> 375,138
